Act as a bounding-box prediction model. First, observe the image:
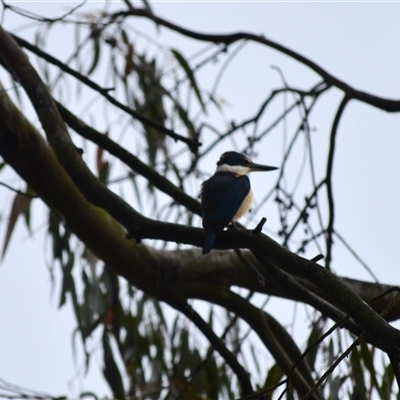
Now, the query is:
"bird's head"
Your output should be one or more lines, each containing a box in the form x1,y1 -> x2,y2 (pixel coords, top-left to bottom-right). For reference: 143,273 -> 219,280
216,151 -> 278,175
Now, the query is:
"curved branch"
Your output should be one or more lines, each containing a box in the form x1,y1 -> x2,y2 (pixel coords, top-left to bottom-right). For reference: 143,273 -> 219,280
110,7 -> 400,112
325,95 -> 350,269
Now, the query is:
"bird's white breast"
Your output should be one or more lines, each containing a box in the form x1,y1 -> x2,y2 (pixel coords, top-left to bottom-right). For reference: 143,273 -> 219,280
233,189 -> 253,221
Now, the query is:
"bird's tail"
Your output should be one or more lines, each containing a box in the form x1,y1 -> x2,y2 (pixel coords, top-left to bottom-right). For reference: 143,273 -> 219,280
202,230 -> 217,255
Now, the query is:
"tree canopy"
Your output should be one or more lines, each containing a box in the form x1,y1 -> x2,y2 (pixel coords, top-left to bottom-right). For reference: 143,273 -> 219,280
1,2 -> 400,399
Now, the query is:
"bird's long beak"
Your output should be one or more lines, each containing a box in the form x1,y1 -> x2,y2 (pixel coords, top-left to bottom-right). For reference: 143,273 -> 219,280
248,162 -> 278,172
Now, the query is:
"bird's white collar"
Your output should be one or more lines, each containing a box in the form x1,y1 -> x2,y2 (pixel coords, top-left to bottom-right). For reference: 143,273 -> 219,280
216,164 -> 251,175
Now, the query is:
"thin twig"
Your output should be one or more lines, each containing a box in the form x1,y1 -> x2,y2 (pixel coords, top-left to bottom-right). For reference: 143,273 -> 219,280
0,182 -> 37,198
110,7 -> 400,112
325,95 -> 350,269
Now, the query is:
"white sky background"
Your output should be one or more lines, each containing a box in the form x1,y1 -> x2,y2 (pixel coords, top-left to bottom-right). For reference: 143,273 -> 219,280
1,1 -> 400,398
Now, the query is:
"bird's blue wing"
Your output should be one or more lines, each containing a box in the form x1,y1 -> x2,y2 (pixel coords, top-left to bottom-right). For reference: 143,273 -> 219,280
201,172 -> 250,234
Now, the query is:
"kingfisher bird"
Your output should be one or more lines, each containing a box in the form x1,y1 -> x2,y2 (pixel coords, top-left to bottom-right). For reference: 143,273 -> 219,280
201,151 -> 278,255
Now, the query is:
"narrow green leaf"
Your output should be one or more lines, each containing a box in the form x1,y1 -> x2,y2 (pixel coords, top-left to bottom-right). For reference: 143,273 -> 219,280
178,328 -> 190,366
102,329 -> 125,399
359,340 -> 379,393
380,362 -> 394,400
59,254 -> 75,308
305,318 -> 324,372
350,346 -> 367,400
2,192 -> 31,259
176,103 -> 197,138
171,48 -> 205,112
130,176 -> 143,211
120,29 -> 129,46
250,344 -> 261,376
22,187 -> 34,233
329,376 -> 347,400
204,356 -> 219,399
141,0 -> 153,13
150,297 -> 167,328
48,209 -> 62,261
209,93 -> 224,112
121,312 -> 138,363
124,44 -> 135,77
87,32 -> 101,76
263,363 -> 283,399
208,306 -> 214,330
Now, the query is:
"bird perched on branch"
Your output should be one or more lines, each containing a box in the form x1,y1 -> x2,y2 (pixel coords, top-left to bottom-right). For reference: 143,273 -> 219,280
201,151 -> 278,255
